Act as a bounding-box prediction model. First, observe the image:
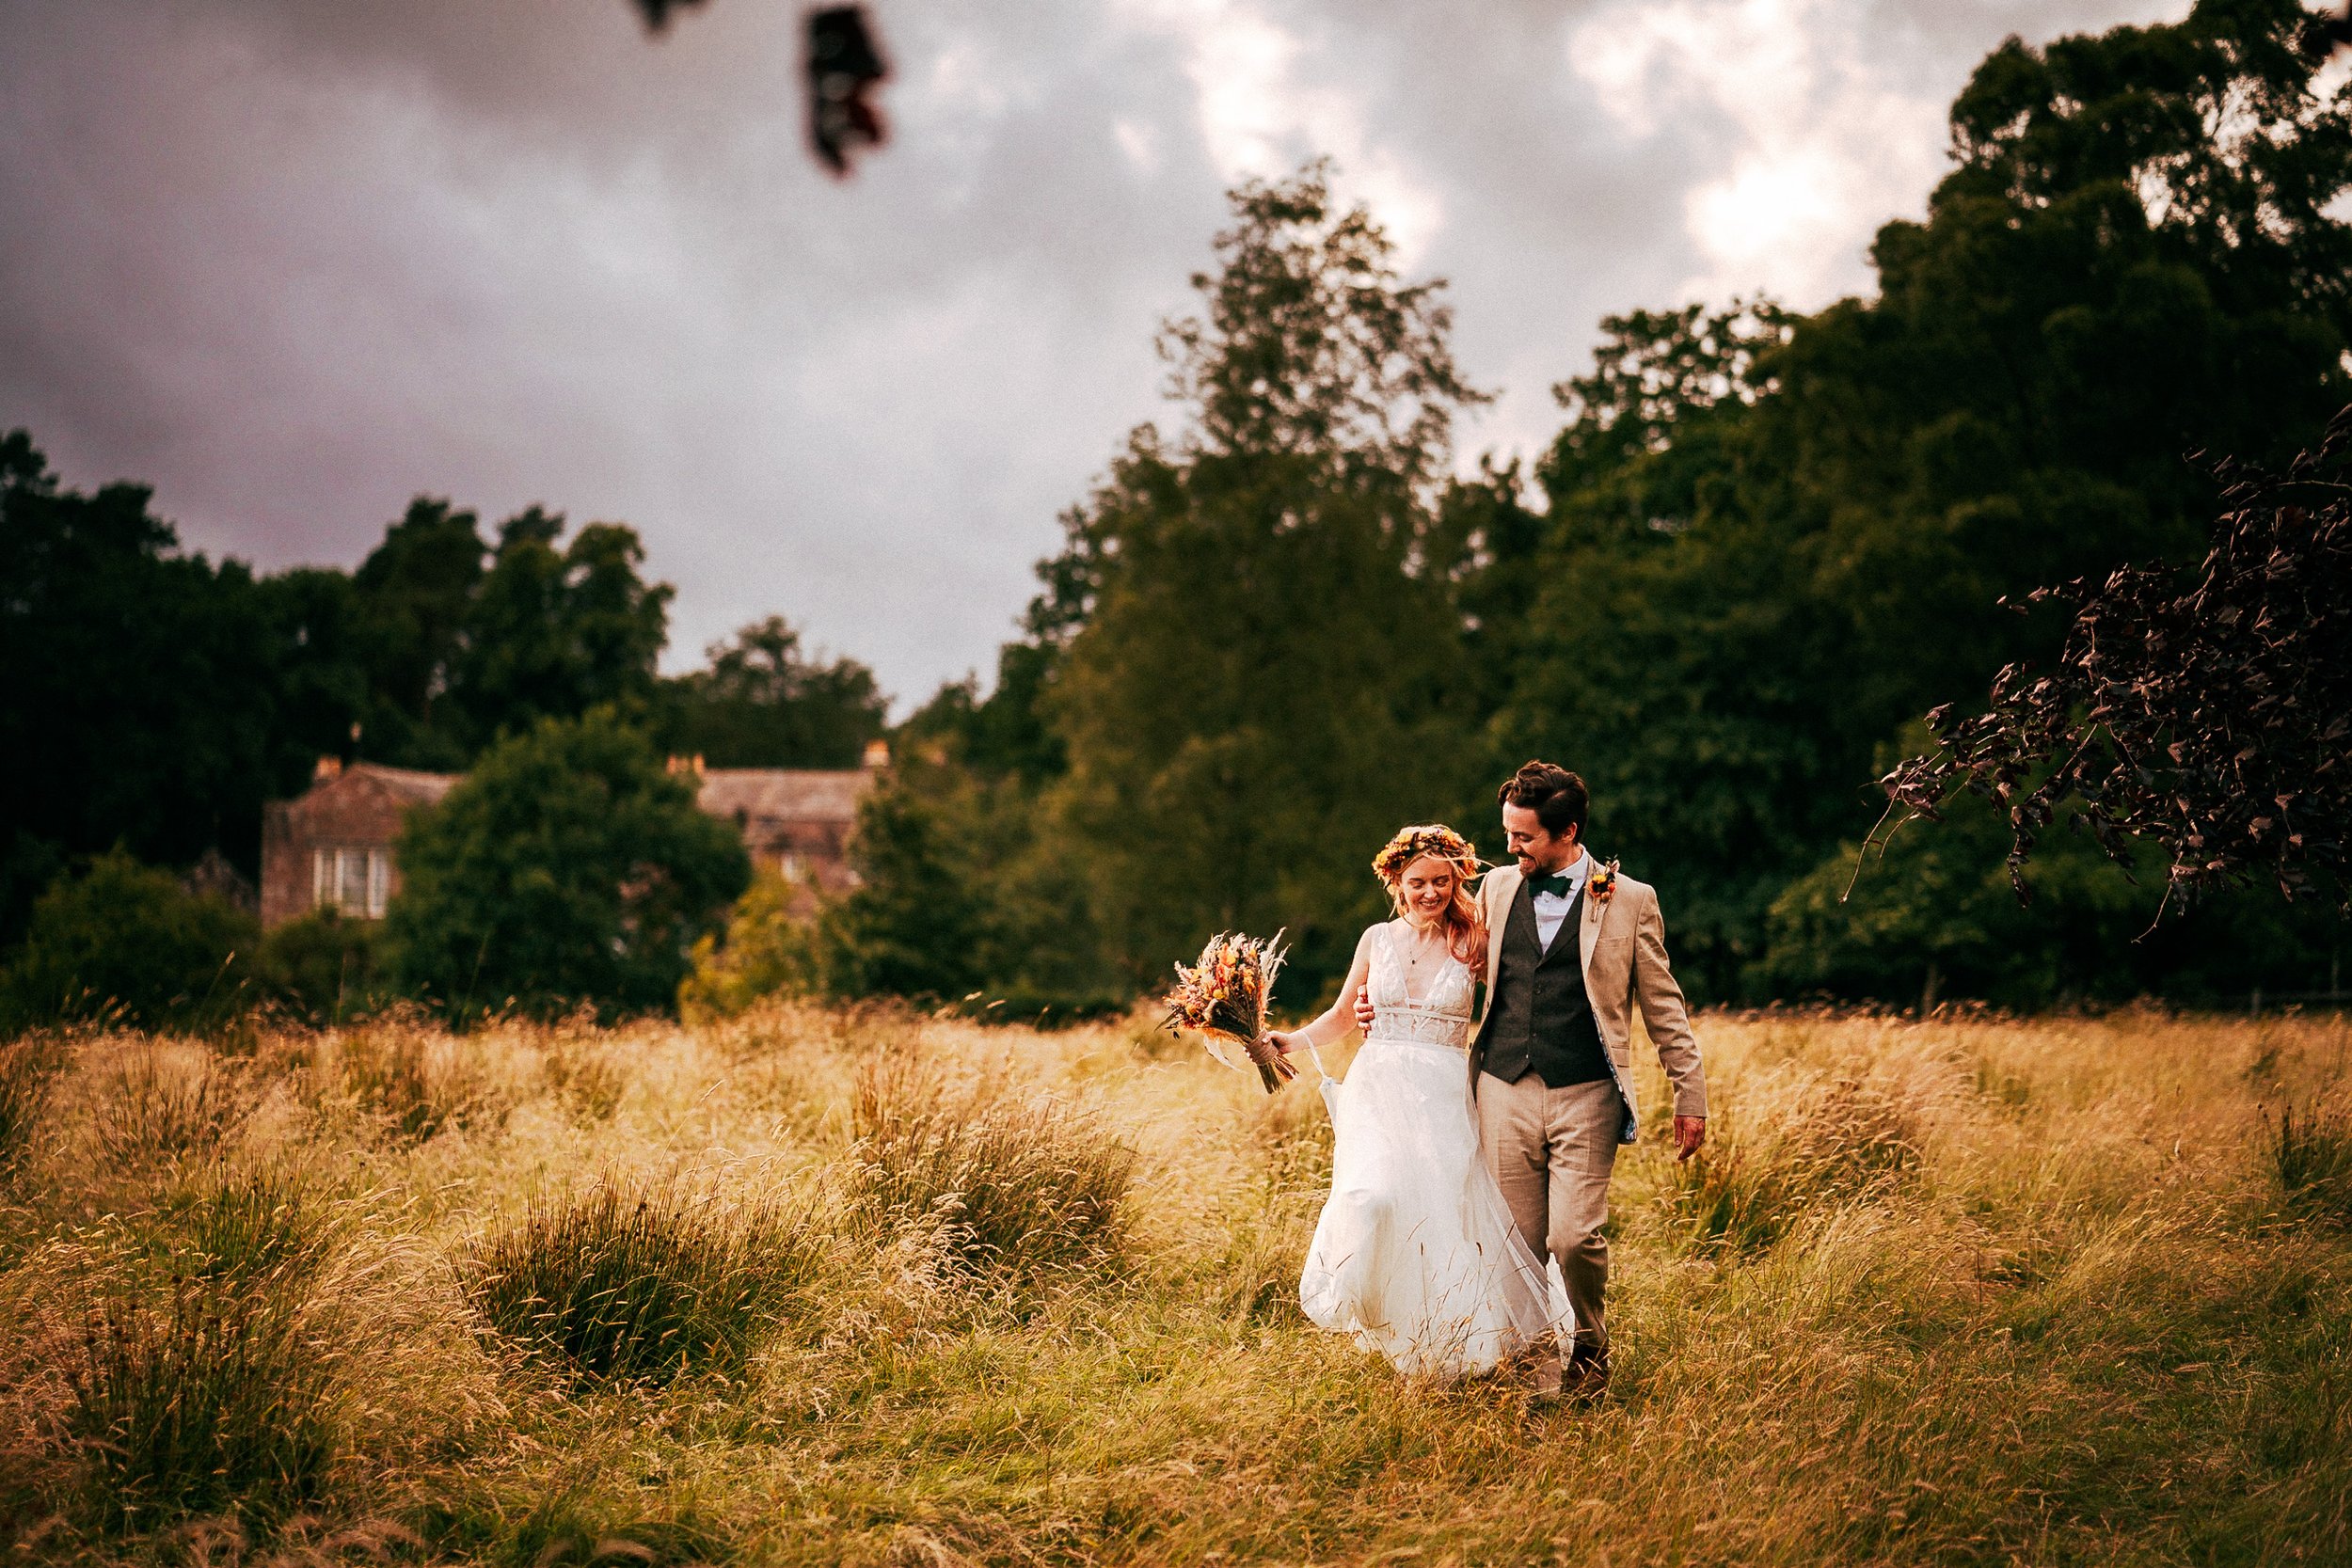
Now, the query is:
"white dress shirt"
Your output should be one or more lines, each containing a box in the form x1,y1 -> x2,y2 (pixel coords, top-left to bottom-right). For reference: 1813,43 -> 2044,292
1529,848 -> 1591,952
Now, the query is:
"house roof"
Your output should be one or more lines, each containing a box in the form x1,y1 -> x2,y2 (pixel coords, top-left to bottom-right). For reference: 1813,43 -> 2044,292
695,767 -> 871,825
347,763 -> 461,805
283,760 -> 865,828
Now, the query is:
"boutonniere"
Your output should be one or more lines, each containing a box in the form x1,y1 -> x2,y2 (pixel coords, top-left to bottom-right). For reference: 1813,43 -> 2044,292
1587,860 -> 1620,908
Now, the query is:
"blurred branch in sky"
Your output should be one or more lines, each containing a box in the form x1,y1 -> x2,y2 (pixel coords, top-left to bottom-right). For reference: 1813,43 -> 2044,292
629,1 -> 889,177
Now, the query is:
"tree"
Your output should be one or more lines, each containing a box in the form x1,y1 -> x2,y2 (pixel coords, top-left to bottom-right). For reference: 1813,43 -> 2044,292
343,498 -> 489,768
384,708 -> 749,1019
1034,164 -> 1491,996
677,870 -> 814,1019
0,431 -> 288,943
277,498 -> 678,770
0,848 -> 257,1031
1498,0 -> 2352,998
440,508 -> 673,755
1496,302 -> 1810,995
661,616 -> 887,768
812,770 -> 985,1003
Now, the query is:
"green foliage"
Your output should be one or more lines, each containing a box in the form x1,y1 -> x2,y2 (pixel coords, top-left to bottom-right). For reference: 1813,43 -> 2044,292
686,762 -> 1120,1016
438,508 -> 673,758
812,771 -> 986,1003
903,636 -> 1069,786
384,709 -> 750,1020
1765,783 -> 2349,1007
1761,790 -> 2162,1007
339,497 -> 490,768
64,1280 -> 342,1533
0,440 -> 683,955
0,849 -> 257,1031
1496,0 -> 2352,996
277,499 -> 675,770
677,870 -> 818,1018
464,1175 -> 804,1384
249,908 -> 387,1024
850,1058 -> 1136,1277
660,615 -> 887,768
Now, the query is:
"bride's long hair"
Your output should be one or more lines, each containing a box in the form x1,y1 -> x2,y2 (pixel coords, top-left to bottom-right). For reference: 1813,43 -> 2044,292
1371,824 -> 1488,976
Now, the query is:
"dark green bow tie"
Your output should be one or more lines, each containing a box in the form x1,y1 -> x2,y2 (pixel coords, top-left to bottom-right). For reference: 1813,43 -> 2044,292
1528,872 -> 1575,900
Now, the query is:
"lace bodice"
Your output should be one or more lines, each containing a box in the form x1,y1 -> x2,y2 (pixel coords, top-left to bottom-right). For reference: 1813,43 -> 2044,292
1364,924 -> 1475,1049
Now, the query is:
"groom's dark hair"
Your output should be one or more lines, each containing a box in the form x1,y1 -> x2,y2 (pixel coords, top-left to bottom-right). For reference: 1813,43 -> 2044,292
1498,761 -> 1587,838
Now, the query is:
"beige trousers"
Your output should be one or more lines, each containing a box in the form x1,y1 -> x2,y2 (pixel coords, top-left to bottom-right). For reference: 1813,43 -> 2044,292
1476,1072 -> 1622,1354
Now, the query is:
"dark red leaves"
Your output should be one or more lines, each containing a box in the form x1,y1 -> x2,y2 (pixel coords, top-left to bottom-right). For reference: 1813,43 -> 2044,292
1882,404 -> 2352,911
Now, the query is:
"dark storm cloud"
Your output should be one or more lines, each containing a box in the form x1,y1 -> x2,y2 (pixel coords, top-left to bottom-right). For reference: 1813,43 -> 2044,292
0,0 -> 2185,702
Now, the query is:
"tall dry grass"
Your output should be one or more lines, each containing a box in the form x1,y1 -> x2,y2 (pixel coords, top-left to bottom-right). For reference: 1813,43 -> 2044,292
464,1174 -> 810,1385
0,998 -> 2344,1565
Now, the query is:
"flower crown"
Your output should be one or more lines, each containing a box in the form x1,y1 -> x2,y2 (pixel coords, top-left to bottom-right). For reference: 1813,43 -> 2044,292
1371,824 -> 1485,884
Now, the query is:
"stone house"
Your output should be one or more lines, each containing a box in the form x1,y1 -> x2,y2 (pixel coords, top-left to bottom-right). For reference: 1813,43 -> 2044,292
259,743 -> 883,928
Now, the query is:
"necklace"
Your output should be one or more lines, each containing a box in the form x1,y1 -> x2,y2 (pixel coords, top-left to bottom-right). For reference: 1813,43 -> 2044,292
1400,919 -> 1445,969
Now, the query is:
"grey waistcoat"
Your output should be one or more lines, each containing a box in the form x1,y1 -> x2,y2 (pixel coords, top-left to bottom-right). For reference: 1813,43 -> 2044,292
1475,881 -> 1611,1087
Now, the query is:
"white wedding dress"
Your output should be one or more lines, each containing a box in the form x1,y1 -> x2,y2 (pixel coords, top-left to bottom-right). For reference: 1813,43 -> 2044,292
1297,926 -> 1565,1378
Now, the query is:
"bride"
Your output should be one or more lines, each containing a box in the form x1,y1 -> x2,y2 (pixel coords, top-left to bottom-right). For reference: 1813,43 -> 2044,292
1265,824 -> 1561,1379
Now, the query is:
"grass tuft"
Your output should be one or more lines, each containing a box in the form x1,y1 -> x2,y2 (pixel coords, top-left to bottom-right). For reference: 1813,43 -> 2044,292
464,1175 -> 805,1385
0,1034 -> 67,1172
850,1058 -> 1136,1278
158,1167 -> 341,1286
541,1039 -> 627,1122
63,1279 -> 342,1533
2269,1101 -> 2352,1225
91,1049 -> 243,1166
336,1027 -> 499,1143
1669,1073 -> 1922,1253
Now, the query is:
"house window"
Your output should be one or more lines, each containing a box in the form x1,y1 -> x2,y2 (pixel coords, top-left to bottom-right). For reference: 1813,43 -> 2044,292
312,847 -> 390,919
779,852 -> 803,880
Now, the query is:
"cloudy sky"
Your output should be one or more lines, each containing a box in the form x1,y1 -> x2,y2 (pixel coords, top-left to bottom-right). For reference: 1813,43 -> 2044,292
1,0 -> 2188,705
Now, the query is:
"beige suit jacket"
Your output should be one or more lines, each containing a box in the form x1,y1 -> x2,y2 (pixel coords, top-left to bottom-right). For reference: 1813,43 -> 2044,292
1470,859 -> 1708,1135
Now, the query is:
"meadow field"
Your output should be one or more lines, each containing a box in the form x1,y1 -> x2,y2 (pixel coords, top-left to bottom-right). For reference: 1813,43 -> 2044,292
1,1000 -> 2347,1567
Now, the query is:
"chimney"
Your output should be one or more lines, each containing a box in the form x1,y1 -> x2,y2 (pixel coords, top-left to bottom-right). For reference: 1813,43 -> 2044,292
862,739 -> 891,770
313,756 -> 343,782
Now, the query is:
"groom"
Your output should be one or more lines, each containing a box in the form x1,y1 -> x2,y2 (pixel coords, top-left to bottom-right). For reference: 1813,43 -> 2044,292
1364,761 -> 1708,1399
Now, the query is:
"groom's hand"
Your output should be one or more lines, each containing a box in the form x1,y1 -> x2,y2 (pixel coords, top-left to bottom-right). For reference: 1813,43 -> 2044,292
1674,1116 -> 1706,1162
1352,990 -> 1375,1032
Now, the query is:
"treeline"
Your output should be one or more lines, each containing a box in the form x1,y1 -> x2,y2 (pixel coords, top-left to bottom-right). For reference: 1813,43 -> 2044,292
0,449 -> 885,947
788,0 -> 2352,1014
5,0 -> 2348,1028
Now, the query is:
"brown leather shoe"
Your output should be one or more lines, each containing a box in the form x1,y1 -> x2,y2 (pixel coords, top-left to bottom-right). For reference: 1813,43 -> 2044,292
1561,1343 -> 1611,1403
1518,1346 -> 1563,1395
